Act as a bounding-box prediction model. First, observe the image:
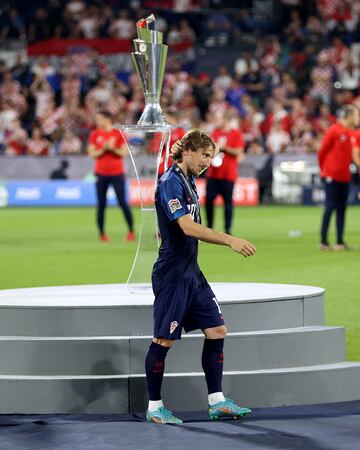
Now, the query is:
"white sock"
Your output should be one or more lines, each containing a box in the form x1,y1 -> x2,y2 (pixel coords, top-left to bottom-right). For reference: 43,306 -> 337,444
148,399 -> 164,411
208,392 -> 225,405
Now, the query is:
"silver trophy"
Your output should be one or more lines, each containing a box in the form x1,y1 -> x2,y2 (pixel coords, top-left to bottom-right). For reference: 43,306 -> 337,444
131,15 -> 168,126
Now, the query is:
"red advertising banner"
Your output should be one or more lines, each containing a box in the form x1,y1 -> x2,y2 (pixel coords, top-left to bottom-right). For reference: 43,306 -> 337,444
129,178 -> 259,206
27,38 -> 194,56
28,39 -> 132,56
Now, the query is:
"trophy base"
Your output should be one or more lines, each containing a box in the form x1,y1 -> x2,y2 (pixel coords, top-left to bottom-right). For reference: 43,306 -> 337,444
137,102 -> 168,127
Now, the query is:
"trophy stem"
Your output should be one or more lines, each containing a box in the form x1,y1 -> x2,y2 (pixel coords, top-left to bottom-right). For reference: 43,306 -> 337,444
137,95 -> 167,127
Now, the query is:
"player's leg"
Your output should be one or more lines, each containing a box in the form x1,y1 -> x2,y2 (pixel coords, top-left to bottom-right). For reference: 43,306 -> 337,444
111,175 -> 134,240
187,273 -> 251,420
320,179 -> 336,249
95,175 -> 110,240
145,337 -> 183,424
334,181 -> 350,249
205,178 -> 218,229
203,324 -> 251,419
220,180 -> 235,235
145,277 -> 190,424
202,324 -> 227,405
145,337 -> 174,404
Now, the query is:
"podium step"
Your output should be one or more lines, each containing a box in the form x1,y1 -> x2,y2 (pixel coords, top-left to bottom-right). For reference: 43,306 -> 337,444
0,326 -> 344,375
130,362 -> 360,411
0,283 -> 324,336
0,362 -> 359,413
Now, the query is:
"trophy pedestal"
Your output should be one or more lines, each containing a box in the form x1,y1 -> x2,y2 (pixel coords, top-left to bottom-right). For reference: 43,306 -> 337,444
118,124 -> 174,284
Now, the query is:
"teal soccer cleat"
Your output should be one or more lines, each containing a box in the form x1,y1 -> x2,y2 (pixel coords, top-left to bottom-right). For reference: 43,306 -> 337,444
208,398 -> 252,420
146,406 -> 183,424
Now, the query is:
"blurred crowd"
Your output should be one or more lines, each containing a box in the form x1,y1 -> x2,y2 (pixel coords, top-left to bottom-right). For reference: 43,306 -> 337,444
1,0 -> 360,156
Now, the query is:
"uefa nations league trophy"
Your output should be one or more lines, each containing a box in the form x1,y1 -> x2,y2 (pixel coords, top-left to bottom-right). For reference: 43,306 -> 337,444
118,15 -> 177,285
131,14 -> 168,127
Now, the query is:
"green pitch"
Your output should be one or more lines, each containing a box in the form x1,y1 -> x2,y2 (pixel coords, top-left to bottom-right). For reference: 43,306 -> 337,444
0,206 -> 359,360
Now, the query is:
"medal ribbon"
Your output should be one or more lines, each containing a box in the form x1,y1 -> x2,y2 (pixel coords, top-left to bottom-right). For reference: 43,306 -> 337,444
174,164 -> 201,224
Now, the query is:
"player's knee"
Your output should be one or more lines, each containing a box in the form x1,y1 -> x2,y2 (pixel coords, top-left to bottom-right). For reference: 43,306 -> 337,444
204,325 -> 227,339
216,325 -> 227,339
152,337 -> 175,348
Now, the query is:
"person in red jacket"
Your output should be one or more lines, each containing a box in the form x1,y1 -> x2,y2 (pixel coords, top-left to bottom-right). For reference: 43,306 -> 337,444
318,105 -> 360,250
206,110 -> 244,234
87,111 -> 134,242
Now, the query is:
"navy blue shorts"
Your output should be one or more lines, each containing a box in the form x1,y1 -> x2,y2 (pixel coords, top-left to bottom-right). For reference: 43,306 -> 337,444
152,271 -> 225,340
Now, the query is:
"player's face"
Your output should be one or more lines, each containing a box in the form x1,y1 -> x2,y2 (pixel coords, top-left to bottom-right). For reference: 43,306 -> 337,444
188,146 -> 215,176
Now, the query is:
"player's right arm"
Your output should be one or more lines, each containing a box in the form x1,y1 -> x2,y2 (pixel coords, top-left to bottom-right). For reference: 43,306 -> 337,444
177,214 -> 256,257
160,177 -> 254,257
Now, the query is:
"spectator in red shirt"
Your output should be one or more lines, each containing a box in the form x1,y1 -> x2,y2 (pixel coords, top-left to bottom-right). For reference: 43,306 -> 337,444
318,105 -> 360,250
206,110 -> 244,234
87,111 -> 134,242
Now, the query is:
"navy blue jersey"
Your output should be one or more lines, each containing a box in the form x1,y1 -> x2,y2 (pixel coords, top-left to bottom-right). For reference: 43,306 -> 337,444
152,164 -> 201,282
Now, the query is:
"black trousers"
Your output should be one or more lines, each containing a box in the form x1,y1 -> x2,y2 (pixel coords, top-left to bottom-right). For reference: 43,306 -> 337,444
95,174 -> 134,235
205,178 -> 234,234
320,179 -> 349,245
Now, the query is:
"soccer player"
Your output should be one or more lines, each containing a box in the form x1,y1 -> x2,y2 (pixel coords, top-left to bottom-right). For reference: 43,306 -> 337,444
145,129 -> 256,424
206,109 -> 244,235
87,111 -> 135,242
318,105 -> 360,251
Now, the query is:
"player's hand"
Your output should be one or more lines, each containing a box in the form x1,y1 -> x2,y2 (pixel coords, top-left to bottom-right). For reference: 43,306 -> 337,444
170,140 -> 182,159
229,237 -> 256,257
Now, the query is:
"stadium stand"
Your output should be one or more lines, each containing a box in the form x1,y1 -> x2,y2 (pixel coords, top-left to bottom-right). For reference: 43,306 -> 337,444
0,0 -> 360,157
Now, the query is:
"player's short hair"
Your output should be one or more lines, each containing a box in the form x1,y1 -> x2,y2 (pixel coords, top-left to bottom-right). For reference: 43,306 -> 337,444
172,129 -> 216,162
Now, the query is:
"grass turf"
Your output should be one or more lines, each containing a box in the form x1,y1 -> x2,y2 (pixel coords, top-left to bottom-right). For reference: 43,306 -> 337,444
0,205 -> 359,360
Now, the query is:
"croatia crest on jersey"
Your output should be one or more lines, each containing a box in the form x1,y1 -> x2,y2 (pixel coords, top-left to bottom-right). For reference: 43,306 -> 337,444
169,321 -> 179,334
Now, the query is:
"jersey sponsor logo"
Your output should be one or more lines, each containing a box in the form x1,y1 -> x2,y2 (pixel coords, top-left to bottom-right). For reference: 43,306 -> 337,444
168,198 -> 182,214
169,321 -> 179,334
340,134 -> 347,142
